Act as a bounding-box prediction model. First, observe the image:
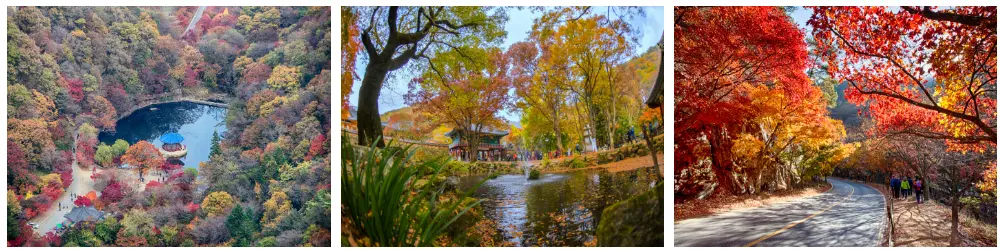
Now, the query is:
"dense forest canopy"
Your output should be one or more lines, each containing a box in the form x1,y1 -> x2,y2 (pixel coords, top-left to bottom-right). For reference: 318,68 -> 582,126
8,6 -> 331,247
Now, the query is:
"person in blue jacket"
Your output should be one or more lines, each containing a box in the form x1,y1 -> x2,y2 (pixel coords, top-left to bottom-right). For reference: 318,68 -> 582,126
890,175 -> 901,199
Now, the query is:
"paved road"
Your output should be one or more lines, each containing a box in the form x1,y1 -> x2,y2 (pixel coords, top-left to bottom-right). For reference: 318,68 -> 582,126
674,178 -> 886,247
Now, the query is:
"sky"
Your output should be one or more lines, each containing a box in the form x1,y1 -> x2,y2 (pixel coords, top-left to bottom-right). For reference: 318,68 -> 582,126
347,6 -> 665,125
789,7 -> 813,33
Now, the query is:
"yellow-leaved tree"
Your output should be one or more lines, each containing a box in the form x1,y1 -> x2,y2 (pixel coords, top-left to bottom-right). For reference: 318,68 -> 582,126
268,65 -> 301,92
201,191 -> 234,217
261,190 -> 292,232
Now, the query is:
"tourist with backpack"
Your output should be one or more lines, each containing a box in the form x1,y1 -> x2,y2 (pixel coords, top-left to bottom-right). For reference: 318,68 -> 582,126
915,177 -> 924,204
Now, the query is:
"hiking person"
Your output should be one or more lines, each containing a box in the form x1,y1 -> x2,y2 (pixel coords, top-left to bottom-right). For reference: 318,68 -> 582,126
915,177 -> 923,204
628,127 -> 635,143
907,176 -> 914,196
901,177 -> 911,199
890,175 -> 901,199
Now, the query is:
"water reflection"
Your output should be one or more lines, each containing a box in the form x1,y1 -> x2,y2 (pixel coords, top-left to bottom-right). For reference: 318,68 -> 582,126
98,101 -> 227,169
456,167 -> 659,246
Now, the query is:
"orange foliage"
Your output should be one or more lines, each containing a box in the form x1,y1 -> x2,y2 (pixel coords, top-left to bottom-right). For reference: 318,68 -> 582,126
121,140 -> 165,173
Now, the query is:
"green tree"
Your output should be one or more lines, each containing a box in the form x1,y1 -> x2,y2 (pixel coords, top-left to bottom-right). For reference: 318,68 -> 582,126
210,130 -> 222,157
7,203 -> 21,241
95,143 -> 115,167
256,236 -> 277,247
95,217 -> 121,244
225,204 -> 258,246
63,227 -> 103,246
112,139 -> 130,156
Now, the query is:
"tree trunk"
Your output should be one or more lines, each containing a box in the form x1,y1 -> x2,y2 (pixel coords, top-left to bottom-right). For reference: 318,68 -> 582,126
589,111 -> 601,151
553,109 -> 564,153
607,92 -> 616,150
467,127 -> 482,163
555,125 -> 564,153
707,127 -> 738,195
949,200 -> 961,246
356,57 -> 391,148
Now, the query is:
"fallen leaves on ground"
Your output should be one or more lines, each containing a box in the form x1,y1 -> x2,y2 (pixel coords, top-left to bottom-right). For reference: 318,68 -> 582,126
675,182 -> 832,221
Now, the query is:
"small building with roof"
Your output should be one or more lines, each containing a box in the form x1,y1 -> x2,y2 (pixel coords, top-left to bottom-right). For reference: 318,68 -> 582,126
64,206 -> 105,224
159,133 -> 188,158
446,126 -> 509,162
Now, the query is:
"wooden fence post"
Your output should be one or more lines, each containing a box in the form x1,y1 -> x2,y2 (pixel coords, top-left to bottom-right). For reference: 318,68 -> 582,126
886,176 -> 894,247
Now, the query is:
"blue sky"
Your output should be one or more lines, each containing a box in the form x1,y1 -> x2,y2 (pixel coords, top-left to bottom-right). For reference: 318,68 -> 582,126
347,6 -> 665,124
789,7 -> 812,32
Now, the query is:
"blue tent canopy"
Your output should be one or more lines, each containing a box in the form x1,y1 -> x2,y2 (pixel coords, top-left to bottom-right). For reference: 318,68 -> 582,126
160,133 -> 184,144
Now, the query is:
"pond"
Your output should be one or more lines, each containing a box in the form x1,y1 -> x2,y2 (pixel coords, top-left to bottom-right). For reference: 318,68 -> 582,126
98,101 -> 227,169
456,166 -> 660,246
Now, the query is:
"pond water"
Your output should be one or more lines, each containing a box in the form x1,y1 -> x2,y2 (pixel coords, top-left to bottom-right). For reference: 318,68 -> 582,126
98,101 -> 227,169
456,166 -> 660,246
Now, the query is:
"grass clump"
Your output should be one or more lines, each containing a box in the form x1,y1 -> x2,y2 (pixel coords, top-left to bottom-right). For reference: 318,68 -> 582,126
342,137 -> 485,246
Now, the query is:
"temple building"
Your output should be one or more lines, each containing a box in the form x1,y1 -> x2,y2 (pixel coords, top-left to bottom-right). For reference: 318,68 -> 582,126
447,127 -> 509,162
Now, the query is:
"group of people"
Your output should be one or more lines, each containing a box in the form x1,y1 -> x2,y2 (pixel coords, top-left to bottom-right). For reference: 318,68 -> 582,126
890,175 -> 924,204
449,149 -> 508,162
57,192 -> 81,211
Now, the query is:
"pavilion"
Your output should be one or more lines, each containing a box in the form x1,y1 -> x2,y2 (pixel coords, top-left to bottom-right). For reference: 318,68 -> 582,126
159,133 -> 188,158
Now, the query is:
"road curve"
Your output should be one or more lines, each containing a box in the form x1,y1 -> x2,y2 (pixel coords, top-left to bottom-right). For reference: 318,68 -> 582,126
674,178 -> 886,247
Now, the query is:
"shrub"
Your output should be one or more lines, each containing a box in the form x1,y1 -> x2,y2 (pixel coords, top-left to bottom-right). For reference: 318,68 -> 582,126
256,237 -> 277,247
528,169 -> 541,180
444,160 -> 471,176
597,152 -> 610,165
341,137 -> 486,246
571,156 -> 587,169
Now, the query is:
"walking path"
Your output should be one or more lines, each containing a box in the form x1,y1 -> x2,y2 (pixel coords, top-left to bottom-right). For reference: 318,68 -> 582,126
544,153 -> 664,174
28,132 -> 96,234
862,182 -> 997,247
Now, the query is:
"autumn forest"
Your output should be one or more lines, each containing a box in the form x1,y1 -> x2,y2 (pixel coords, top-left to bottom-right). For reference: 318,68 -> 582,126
341,6 -> 665,247
8,6 -> 331,247
674,6 -> 996,247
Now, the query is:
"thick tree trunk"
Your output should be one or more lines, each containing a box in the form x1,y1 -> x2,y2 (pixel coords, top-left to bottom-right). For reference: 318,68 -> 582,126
357,58 -> 391,148
468,130 -> 481,163
707,127 -> 738,195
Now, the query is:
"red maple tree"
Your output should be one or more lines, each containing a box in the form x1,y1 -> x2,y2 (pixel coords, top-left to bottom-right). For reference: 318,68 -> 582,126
809,6 -> 997,152
674,6 -> 811,194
